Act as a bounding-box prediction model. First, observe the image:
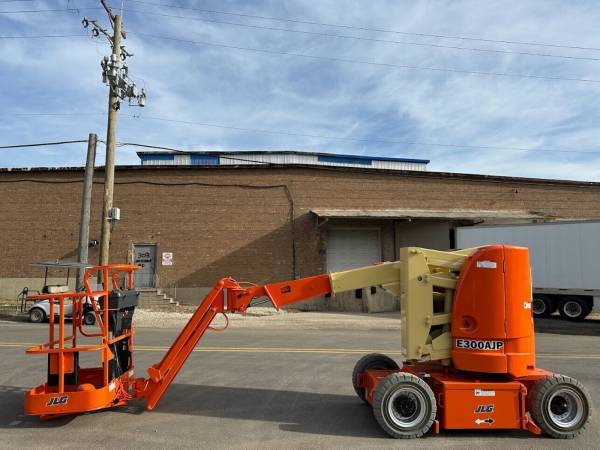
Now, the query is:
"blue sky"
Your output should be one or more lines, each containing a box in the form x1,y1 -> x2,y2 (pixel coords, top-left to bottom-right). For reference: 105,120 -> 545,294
1,0 -> 600,180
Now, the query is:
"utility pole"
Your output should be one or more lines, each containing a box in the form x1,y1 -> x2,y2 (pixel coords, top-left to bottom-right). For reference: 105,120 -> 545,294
82,1 -> 146,269
99,12 -> 121,268
76,133 -> 97,290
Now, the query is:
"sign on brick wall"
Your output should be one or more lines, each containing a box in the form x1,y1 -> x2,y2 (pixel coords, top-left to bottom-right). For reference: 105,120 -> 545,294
161,252 -> 173,266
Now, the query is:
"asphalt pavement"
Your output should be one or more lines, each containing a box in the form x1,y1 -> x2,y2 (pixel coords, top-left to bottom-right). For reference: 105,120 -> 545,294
0,316 -> 598,449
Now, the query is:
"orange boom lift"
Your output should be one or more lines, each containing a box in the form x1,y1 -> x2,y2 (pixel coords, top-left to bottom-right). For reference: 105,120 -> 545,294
24,245 -> 591,439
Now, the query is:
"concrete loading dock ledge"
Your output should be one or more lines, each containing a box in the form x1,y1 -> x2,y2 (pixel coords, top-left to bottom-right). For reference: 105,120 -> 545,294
1,161 -> 600,310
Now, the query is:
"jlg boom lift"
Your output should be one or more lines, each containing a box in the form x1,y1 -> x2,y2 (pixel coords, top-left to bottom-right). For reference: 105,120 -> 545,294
24,245 -> 591,439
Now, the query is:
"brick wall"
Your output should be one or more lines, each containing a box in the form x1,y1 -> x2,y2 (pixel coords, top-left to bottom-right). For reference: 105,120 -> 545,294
1,165 -> 599,303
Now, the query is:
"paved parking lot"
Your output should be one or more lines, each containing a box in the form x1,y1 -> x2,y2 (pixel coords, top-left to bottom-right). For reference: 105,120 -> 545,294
0,316 -> 598,449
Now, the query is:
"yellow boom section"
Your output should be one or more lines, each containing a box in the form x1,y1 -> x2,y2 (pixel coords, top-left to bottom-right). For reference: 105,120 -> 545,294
329,247 -> 475,362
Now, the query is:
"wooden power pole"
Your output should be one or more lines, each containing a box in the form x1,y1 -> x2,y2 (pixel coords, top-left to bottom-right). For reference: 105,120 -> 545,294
82,1 -> 146,269
99,13 -> 122,268
76,133 -> 98,289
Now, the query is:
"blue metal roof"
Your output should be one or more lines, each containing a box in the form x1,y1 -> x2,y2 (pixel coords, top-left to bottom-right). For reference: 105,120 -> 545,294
141,153 -> 174,161
317,154 -> 372,165
137,150 -> 429,165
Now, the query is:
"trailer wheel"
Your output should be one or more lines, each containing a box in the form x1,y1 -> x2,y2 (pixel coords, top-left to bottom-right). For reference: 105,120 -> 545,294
352,353 -> 399,403
528,374 -> 591,439
558,297 -> 589,321
532,295 -> 553,318
372,372 -> 436,439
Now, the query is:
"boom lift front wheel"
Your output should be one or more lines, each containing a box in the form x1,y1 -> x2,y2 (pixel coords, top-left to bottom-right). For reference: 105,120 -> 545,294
527,374 -> 591,439
372,372 -> 436,439
352,353 -> 399,403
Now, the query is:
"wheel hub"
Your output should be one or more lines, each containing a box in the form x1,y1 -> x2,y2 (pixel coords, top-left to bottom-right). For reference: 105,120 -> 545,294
550,397 -> 568,416
387,387 -> 427,429
547,388 -> 584,429
532,298 -> 546,315
395,395 -> 417,417
564,301 -> 582,318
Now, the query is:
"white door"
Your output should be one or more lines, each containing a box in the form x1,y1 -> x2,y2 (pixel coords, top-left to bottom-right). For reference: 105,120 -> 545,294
326,228 -> 381,272
134,244 -> 157,288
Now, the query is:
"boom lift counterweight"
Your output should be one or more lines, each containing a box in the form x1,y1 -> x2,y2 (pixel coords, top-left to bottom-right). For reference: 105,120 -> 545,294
23,245 -> 591,439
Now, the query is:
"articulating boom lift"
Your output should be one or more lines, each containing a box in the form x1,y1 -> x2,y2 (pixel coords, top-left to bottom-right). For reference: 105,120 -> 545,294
24,245 -> 591,439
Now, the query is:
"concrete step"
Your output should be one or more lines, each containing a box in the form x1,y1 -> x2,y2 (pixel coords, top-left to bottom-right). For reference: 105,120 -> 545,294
138,289 -> 180,311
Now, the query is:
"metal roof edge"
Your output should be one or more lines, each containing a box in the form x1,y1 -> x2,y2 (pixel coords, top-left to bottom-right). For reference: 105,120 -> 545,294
1,164 -> 599,187
310,208 -> 549,220
456,219 -> 600,229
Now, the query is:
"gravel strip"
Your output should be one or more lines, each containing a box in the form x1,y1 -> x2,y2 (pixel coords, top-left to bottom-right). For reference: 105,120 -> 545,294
134,308 -> 401,331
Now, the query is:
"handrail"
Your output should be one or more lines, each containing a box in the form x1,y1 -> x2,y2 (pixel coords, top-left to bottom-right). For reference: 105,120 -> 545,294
27,264 -> 141,395
26,342 -> 105,354
26,332 -> 131,354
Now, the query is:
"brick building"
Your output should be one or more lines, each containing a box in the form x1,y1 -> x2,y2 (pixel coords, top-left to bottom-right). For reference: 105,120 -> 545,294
1,155 -> 600,311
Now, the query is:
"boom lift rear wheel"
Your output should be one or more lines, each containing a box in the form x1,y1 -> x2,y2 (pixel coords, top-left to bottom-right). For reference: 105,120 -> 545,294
528,374 -> 591,439
352,353 -> 399,403
372,372 -> 436,439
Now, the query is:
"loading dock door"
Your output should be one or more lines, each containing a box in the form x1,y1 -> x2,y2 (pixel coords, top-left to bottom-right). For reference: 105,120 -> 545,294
395,219 -> 451,253
326,228 -> 381,272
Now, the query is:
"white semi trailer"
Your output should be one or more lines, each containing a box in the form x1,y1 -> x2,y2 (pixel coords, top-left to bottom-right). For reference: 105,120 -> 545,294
456,220 -> 600,321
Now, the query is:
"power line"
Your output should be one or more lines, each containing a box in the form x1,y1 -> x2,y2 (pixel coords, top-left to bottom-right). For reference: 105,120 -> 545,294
5,111 -> 599,156
0,140 -> 88,149
124,8 -> 600,63
120,113 -> 600,155
129,32 -> 600,84
0,7 -> 100,14
128,0 -> 600,53
0,34 -> 89,39
3,11 -> 592,66
0,112 -> 105,116
3,112 -> 599,156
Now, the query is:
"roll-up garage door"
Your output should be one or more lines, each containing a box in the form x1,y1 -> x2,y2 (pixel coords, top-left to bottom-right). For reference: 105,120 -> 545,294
326,228 -> 381,272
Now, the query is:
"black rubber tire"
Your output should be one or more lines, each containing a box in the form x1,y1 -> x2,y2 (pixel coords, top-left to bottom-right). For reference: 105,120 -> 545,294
83,311 -> 96,326
558,297 -> 589,322
29,308 -> 46,323
527,374 -> 591,439
372,372 -> 436,439
532,295 -> 553,318
352,353 -> 399,403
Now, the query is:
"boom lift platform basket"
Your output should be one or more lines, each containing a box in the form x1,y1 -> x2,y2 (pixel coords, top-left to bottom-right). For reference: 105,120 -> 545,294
23,246 -> 591,439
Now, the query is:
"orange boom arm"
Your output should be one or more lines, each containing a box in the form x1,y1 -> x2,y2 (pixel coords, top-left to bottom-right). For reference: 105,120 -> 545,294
137,274 -> 332,410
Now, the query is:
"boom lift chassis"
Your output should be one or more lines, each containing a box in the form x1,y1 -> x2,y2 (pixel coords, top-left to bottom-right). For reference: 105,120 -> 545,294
24,246 -> 591,439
